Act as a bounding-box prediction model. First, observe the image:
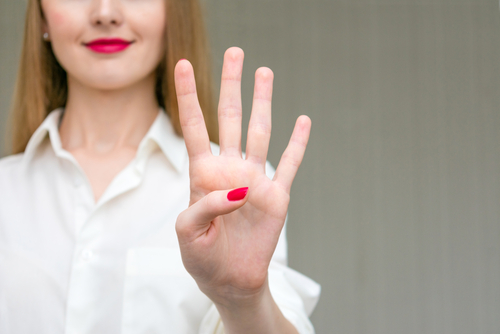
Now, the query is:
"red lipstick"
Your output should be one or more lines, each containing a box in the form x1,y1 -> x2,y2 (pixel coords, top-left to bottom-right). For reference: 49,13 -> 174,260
85,38 -> 132,53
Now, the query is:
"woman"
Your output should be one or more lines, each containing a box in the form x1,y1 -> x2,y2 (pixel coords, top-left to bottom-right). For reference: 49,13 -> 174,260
0,0 -> 320,333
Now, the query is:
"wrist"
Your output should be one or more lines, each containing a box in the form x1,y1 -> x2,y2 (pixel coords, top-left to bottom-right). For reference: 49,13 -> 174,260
198,274 -> 267,310
213,277 -> 268,312
209,279 -> 298,334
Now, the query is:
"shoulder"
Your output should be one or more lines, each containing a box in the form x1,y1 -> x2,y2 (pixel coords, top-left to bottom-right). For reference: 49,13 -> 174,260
0,142 -> 51,189
0,153 -> 26,200
0,153 -> 24,175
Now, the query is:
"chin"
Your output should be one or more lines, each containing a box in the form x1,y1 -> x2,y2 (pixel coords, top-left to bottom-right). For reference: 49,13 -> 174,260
89,79 -> 138,91
74,72 -> 152,92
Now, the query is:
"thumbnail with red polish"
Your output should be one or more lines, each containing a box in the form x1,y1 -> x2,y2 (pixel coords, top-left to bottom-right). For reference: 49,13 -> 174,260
227,187 -> 248,201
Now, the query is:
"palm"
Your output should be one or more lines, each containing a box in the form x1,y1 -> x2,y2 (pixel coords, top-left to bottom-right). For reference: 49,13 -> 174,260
174,48 -> 311,302
189,155 -> 288,286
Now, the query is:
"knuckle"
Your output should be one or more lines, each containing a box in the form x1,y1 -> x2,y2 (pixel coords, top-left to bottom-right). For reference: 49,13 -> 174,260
180,113 -> 204,128
202,193 -> 218,213
291,135 -> 307,148
219,105 -> 241,119
247,155 -> 264,165
283,152 -> 301,168
250,121 -> 271,135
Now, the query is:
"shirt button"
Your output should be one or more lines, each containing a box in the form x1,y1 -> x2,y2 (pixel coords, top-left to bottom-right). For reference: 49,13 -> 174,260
82,249 -> 93,262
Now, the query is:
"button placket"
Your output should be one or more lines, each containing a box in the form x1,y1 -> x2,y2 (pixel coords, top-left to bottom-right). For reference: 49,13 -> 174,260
65,178 -> 101,334
81,249 -> 93,262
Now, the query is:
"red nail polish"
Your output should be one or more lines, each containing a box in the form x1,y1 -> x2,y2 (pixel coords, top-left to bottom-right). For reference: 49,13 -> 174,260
227,187 -> 248,201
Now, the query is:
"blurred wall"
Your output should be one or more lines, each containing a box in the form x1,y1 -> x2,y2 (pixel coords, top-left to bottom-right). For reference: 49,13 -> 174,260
2,0 -> 500,333
0,0 -> 25,153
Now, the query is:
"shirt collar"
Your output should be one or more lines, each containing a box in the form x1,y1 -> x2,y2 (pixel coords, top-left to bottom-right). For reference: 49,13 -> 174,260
22,108 -> 66,166
22,108 -> 188,173
136,109 -> 187,173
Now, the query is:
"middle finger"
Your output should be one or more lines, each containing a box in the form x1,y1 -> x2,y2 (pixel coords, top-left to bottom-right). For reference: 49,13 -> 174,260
218,47 -> 244,156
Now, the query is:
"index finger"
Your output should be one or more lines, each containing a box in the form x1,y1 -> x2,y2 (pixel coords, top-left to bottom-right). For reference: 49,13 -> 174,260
174,60 -> 212,160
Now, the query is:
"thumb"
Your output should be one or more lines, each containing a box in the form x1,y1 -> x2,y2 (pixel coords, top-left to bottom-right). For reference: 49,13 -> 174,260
176,187 -> 249,241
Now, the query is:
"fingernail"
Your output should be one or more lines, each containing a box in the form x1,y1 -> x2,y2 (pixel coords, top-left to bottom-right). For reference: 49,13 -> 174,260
179,58 -> 186,61
227,187 -> 249,201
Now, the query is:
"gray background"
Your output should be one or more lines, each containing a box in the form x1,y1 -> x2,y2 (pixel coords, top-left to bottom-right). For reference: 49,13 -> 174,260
1,0 -> 500,333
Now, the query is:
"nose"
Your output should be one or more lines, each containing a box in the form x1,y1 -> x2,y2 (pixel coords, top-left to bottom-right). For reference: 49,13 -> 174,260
90,0 -> 123,27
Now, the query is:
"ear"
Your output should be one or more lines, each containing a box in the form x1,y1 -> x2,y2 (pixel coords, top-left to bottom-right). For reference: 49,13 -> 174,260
39,1 -> 50,39
42,22 -> 50,41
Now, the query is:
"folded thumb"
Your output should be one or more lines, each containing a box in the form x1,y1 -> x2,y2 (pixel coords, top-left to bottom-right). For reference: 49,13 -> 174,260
176,187 -> 249,240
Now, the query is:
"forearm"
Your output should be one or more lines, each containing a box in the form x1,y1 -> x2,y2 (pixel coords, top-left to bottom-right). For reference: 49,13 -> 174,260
213,282 -> 299,334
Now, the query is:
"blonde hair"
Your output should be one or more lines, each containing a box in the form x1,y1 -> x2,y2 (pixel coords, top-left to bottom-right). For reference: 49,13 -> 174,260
9,0 -> 217,154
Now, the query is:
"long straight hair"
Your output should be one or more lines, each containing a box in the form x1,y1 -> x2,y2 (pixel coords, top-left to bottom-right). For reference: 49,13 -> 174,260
9,0 -> 218,154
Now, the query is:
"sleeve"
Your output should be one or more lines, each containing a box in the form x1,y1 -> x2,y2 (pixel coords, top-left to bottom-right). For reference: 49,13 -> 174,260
197,161 -> 321,334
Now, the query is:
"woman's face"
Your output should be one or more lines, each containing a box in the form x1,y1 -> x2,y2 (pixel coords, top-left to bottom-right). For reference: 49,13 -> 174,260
41,0 -> 166,91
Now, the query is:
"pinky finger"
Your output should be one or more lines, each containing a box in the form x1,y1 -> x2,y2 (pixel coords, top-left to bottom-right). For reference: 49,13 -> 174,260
273,115 -> 312,193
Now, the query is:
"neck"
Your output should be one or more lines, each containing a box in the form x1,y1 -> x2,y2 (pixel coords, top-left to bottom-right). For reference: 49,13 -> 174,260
59,74 -> 159,155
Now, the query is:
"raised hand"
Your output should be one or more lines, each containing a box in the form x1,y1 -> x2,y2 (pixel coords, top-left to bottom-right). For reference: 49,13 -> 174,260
174,47 -> 310,332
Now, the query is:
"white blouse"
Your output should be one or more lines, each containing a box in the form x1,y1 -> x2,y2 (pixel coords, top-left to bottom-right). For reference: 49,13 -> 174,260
0,109 -> 320,334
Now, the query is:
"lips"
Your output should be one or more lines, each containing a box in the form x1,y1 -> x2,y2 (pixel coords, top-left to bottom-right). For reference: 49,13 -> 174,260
85,38 -> 132,54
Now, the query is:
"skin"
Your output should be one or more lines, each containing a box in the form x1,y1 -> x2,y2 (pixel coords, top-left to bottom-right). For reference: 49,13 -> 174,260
42,0 -> 164,200
175,51 -> 311,333
42,0 -> 310,332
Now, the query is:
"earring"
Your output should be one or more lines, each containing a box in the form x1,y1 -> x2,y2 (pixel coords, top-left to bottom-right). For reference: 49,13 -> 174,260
43,32 -> 49,41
